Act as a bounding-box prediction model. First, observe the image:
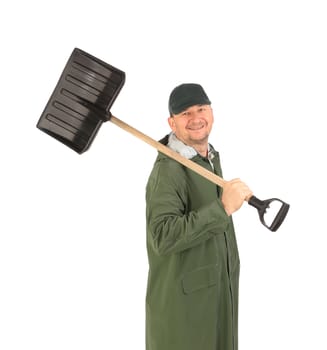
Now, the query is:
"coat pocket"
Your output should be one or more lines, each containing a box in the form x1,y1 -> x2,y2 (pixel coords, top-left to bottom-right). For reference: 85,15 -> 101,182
181,265 -> 219,295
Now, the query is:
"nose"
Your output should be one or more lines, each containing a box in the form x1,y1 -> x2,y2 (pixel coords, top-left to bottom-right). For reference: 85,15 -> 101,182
186,110 -> 202,120
188,111 -> 204,123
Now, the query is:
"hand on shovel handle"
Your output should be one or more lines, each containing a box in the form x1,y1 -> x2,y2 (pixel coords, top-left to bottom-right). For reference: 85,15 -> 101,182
222,179 -> 253,216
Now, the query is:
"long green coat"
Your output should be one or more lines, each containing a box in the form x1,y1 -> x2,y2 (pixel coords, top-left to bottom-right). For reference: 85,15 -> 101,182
145,136 -> 240,350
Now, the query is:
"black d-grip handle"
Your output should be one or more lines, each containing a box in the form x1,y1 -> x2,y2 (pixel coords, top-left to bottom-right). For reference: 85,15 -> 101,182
248,196 -> 290,231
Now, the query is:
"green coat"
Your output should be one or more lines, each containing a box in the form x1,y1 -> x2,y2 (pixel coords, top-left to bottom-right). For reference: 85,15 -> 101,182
145,137 -> 240,350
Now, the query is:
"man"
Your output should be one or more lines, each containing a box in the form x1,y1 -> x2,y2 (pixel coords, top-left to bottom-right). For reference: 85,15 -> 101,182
145,83 -> 252,350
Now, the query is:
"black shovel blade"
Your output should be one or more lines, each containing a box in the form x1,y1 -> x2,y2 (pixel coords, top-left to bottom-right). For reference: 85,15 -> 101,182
36,48 -> 125,154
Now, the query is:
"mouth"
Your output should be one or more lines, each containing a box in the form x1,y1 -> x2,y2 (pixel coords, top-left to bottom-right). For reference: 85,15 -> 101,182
187,124 -> 205,131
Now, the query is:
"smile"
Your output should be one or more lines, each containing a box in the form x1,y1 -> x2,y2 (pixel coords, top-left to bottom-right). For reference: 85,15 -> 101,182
187,125 -> 205,131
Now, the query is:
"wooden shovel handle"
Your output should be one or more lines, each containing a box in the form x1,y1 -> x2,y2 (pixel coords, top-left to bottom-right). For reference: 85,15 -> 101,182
109,115 -> 290,231
110,115 -> 226,188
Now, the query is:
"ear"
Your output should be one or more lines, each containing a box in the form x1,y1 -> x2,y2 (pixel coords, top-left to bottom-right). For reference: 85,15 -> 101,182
168,117 -> 176,132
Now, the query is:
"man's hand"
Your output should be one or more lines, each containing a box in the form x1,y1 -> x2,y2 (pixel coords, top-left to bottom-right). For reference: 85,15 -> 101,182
222,179 -> 253,216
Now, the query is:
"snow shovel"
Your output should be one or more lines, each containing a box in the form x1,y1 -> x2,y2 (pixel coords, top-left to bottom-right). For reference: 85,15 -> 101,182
36,48 -> 290,232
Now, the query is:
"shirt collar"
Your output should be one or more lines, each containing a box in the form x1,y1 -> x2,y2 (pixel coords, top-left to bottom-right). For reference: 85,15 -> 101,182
167,132 -> 215,160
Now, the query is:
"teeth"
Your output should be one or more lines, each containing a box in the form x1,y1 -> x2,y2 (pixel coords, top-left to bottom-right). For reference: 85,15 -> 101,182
188,125 -> 203,130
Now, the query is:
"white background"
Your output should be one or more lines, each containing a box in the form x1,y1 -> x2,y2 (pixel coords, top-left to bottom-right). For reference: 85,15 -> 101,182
1,0 -> 326,349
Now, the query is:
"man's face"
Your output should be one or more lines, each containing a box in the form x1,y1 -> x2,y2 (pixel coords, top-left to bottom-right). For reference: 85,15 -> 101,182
168,104 -> 214,147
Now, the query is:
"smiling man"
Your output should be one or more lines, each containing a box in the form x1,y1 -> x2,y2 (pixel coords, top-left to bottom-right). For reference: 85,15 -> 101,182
168,104 -> 213,157
145,83 -> 252,350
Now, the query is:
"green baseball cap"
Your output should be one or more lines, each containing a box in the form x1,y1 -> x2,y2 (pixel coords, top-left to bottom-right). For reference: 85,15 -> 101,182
168,83 -> 211,115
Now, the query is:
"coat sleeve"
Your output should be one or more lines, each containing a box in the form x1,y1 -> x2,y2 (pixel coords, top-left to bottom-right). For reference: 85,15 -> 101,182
146,158 -> 230,256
